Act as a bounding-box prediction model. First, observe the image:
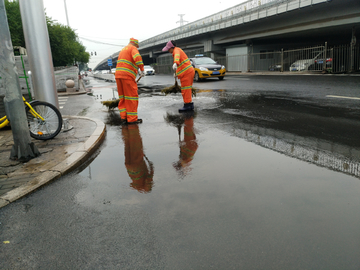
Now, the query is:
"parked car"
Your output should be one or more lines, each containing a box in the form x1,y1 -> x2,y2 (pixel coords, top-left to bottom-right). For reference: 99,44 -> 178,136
289,59 -> 312,71
101,70 -> 109,74
111,68 -> 116,74
289,51 -> 323,72
143,65 -> 155,75
314,58 -> 333,70
268,58 -> 291,71
189,55 -> 226,81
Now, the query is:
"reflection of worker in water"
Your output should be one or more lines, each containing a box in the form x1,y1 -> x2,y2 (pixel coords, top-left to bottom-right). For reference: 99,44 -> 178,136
166,113 -> 198,178
121,124 -> 154,193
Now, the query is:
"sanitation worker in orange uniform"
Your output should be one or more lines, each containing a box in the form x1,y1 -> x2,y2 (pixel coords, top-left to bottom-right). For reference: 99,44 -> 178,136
162,40 -> 195,112
173,115 -> 198,178
122,124 -> 154,193
115,38 -> 145,124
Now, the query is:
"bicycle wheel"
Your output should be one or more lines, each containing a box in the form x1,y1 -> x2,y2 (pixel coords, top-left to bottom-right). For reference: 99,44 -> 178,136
26,101 -> 63,140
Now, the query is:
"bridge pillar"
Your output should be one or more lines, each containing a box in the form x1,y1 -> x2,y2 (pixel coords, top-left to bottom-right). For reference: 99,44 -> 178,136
149,51 -> 158,62
204,40 -> 222,54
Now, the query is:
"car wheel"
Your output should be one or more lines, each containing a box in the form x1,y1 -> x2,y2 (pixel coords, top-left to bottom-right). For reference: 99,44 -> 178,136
218,76 -> 224,80
194,72 -> 201,82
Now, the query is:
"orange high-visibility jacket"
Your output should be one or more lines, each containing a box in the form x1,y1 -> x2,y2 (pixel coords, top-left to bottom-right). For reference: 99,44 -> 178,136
172,47 -> 194,79
115,44 -> 144,80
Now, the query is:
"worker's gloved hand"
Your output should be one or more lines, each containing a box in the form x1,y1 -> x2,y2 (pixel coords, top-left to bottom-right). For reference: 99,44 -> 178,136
172,63 -> 177,71
139,70 -> 145,77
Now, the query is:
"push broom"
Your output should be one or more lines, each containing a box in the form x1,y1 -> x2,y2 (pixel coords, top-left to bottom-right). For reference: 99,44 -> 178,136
161,76 -> 197,97
101,76 -> 142,110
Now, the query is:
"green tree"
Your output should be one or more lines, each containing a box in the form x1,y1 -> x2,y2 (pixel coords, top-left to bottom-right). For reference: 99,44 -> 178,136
5,0 -> 25,47
47,21 -> 89,66
4,0 -> 89,67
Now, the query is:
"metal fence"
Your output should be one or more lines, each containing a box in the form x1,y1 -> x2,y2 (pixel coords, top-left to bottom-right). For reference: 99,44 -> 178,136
216,43 -> 360,73
330,44 -> 360,73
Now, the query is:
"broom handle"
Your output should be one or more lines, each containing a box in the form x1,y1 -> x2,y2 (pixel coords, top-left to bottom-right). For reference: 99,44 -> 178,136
136,76 -> 142,83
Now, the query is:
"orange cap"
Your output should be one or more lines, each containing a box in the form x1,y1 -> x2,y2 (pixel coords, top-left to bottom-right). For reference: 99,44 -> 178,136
130,38 -> 139,47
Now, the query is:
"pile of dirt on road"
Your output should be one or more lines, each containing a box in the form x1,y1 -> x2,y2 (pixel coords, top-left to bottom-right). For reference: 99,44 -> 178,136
101,99 -> 119,110
161,81 -> 197,97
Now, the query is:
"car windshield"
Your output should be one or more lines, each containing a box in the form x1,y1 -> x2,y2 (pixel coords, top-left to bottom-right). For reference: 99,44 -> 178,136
193,57 -> 217,65
144,65 -> 152,69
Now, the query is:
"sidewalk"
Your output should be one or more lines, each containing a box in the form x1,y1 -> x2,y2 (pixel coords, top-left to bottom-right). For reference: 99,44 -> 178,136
0,81 -> 105,208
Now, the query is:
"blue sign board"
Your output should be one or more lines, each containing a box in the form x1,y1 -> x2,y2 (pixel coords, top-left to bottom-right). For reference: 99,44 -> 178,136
107,59 -> 112,66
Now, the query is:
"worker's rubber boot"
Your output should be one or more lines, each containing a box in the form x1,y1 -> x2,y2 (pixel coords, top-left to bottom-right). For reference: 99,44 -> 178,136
179,102 -> 194,112
127,119 -> 143,124
120,118 -> 127,124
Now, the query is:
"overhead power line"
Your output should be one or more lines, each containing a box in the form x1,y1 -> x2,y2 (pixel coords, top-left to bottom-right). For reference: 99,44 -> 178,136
80,35 -> 128,42
79,36 -> 125,47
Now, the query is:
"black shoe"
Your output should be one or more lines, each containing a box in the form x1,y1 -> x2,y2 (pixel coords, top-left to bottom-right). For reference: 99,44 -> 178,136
179,102 -> 194,112
127,119 -> 143,124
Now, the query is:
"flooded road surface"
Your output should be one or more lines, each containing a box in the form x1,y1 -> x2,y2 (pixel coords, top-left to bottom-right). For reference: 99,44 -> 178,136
1,76 -> 360,269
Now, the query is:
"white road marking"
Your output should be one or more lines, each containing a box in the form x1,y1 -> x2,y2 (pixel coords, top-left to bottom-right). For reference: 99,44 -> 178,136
233,77 -> 250,80
326,95 -> 360,100
58,97 -> 68,109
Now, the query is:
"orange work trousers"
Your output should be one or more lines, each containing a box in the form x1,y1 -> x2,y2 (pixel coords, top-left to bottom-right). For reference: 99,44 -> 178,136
179,68 -> 195,104
122,124 -> 153,193
173,116 -> 198,176
116,78 -> 139,123
180,117 -> 198,164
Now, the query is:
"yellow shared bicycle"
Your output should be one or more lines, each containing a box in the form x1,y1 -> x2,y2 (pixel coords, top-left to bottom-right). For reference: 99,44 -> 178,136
0,96 -> 62,140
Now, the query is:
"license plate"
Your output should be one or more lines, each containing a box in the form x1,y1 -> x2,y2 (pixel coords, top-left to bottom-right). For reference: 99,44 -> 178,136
212,71 -> 220,75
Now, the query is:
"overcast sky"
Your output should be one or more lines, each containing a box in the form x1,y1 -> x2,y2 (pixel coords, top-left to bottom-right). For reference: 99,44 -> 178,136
42,0 -> 247,68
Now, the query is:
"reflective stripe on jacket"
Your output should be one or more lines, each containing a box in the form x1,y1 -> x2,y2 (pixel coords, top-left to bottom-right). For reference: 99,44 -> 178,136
115,44 -> 144,80
172,47 -> 194,79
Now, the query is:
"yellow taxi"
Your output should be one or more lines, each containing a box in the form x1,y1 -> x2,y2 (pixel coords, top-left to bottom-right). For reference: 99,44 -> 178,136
189,55 -> 226,81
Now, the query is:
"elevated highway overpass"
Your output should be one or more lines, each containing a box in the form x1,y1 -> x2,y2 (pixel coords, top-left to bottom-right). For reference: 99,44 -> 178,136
94,0 -> 359,72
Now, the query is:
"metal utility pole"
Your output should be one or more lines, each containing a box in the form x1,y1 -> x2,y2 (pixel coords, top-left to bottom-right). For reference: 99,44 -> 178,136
176,14 -> 188,27
0,0 -> 40,161
350,27 -> 356,73
19,0 -> 59,109
63,0 -> 70,27
322,42 -> 327,72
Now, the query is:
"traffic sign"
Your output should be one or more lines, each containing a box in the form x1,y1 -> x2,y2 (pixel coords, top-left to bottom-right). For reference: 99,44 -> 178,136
107,59 -> 112,66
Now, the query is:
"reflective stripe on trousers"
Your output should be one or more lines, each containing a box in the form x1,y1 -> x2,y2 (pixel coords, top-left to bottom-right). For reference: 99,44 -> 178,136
179,68 -> 195,103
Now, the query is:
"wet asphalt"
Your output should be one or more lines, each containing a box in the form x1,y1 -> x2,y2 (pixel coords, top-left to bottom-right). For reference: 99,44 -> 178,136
1,74 -> 360,269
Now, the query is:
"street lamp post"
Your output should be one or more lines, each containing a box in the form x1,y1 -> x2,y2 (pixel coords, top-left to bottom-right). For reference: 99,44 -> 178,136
64,0 -> 70,27
0,0 -> 40,161
19,0 -> 59,109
